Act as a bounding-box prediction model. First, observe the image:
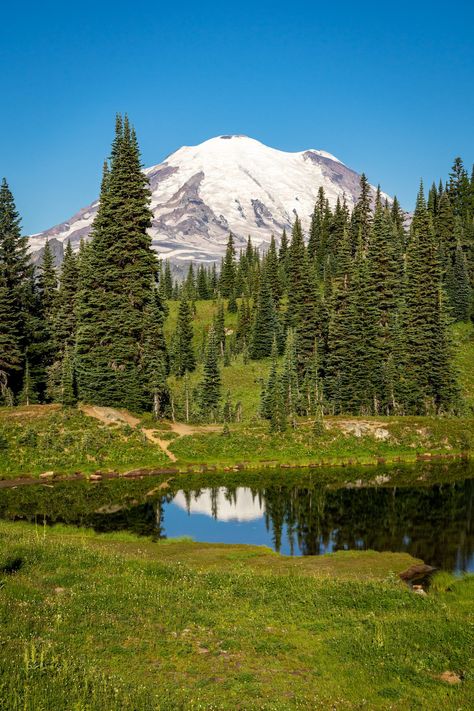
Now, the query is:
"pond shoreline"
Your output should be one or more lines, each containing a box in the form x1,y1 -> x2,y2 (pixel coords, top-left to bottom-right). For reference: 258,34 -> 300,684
0,450 -> 470,489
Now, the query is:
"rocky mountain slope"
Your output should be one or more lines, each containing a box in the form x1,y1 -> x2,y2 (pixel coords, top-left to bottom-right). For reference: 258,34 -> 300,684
29,135 -> 389,266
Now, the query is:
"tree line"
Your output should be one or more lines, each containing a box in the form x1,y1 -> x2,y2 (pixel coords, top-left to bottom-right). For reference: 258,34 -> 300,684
0,116 -> 473,426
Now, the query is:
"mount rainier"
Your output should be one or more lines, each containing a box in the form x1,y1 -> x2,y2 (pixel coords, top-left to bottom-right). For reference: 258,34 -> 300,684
30,135 -> 389,268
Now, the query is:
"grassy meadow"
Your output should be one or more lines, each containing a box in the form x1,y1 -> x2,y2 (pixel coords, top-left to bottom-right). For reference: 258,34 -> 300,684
0,520 -> 473,710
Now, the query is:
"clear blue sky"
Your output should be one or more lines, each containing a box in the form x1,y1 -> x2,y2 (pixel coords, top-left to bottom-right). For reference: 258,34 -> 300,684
1,0 -> 473,234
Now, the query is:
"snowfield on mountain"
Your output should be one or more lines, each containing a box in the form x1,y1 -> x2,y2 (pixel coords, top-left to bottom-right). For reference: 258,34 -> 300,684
29,134 -> 389,267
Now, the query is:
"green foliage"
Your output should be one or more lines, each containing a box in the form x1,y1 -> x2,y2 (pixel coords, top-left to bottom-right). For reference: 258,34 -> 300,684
171,296 -> 195,376
198,327 -> 221,419
75,116 -> 158,411
0,521 -> 472,709
250,269 -> 280,359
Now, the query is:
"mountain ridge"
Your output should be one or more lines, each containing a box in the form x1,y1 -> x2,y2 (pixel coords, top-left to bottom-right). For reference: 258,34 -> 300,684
29,135 -> 390,267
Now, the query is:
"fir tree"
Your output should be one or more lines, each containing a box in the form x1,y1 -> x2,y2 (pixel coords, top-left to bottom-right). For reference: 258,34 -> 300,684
162,260 -> 173,299
75,116 -> 158,410
52,241 -> 78,354
227,290 -> 238,313
402,183 -> 458,413
0,178 -> 32,395
60,344 -> 76,406
219,233 -> 236,298
250,269 -> 280,359
172,296 -> 195,376
350,173 -> 372,252
196,265 -> 209,299
214,300 -> 226,356
265,235 -> 281,300
18,358 -> 38,405
280,328 -> 299,427
286,217 -> 321,372
184,263 -> 196,299
446,242 -> 471,322
199,327 -> 221,420
0,273 -> 22,397
143,289 -> 170,416
366,203 -> 402,413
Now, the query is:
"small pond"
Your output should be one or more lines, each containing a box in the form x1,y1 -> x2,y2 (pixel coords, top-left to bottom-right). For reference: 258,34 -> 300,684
0,460 -> 472,572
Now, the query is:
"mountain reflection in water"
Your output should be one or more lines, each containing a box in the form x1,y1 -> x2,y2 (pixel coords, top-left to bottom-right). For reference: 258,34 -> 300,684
0,466 -> 472,573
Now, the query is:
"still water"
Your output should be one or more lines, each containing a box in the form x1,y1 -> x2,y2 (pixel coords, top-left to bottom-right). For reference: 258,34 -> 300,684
0,462 -> 472,572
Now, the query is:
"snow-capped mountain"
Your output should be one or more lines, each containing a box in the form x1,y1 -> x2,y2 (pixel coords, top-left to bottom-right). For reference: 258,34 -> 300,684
29,135 -> 389,267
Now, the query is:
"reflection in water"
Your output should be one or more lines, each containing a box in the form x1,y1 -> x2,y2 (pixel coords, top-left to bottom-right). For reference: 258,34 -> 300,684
162,481 -> 473,571
173,487 -> 265,521
0,469 -> 472,572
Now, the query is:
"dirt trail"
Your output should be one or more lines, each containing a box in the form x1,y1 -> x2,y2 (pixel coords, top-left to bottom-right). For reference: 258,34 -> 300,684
80,405 -> 220,463
80,405 -> 141,428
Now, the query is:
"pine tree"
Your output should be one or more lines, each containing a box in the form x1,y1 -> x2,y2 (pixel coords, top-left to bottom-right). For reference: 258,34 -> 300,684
219,233 -> 236,298
0,178 -> 32,395
196,265 -> 209,299
214,300 -> 226,356
60,344 -> 76,406
18,359 -> 38,405
280,328 -> 299,427
390,196 -> 406,252
270,377 -> 287,433
199,327 -> 221,420
350,173 -> 373,253
250,269 -> 280,359
0,273 -> 22,398
209,263 -> 218,296
265,235 -> 281,300
366,203 -> 403,413
184,263 -> 196,299
75,116 -> 158,410
143,289 -> 170,416
261,338 -> 279,419
172,296 -> 195,376
326,197 -> 348,277
402,183 -> 458,413
446,243 -> 471,322
435,191 -> 456,270
448,157 -> 470,220
278,228 -> 289,290
227,290 -> 238,313
286,217 -> 321,373
162,260 -> 173,299
52,241 -> 78,354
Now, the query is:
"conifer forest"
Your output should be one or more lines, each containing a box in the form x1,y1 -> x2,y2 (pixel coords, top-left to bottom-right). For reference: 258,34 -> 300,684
1,117 -> 473,429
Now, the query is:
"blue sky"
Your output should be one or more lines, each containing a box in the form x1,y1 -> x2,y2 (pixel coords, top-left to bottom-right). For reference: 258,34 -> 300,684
1,0 -> 473,234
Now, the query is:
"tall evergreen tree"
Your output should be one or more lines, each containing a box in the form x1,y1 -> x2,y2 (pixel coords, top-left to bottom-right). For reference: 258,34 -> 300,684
171,296 -> 196,376
75,115 -> 157,410
199,327 -> 221,420
402,184 -> 458,413
142,288 -> 169,417
265,235 -> 281,300
52,241 -> 78,353
0,273 -> 22,399
0,179 -> 32,396
249,269 -> 280,359
219,233 -> 236,298
446,242 -> 471,322
350,173 -> 372,253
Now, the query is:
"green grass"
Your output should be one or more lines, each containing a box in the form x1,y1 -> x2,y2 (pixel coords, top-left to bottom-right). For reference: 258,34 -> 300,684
168,415 -> 474,467
0,521 -> 472,710
452,321 -> 474,411
0,403 -> 472,480
0,405 -> 169,478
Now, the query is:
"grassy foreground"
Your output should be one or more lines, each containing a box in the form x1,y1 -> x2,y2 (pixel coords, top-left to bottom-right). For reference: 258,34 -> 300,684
0,520 -> 473,710
0,403 -> 472,480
